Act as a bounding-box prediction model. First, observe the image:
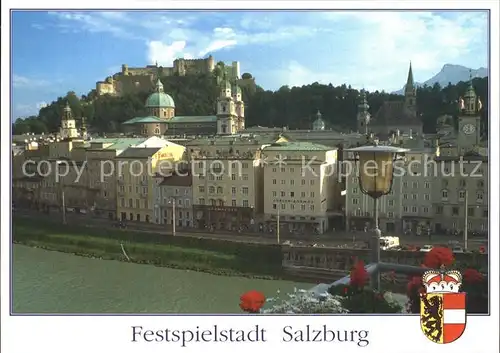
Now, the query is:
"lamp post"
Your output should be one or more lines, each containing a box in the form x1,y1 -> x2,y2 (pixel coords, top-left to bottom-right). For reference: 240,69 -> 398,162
276,205 -> 281,244
169,197 -> 176,236
464,190 -> 468,251
346,141 -> 408,290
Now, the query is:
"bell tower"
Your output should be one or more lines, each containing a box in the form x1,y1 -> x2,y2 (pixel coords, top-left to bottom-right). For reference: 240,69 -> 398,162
60,102 -> 78,139
357,90 -> 370,135
404,62 -> 417,117
216,80 -> 236,135
457,72 -> 482,153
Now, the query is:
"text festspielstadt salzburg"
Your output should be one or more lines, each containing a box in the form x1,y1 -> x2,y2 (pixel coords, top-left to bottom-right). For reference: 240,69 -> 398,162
131,325 -> 370,347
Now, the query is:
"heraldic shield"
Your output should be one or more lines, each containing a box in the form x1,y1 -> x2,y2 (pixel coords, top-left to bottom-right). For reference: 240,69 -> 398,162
420,292 -> 467,344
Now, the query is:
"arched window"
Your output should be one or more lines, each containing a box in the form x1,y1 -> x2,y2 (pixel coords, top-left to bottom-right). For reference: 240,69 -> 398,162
154,128 -> 160,135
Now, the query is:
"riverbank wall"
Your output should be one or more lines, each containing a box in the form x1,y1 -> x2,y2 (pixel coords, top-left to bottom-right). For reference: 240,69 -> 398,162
12,217 -> 284,279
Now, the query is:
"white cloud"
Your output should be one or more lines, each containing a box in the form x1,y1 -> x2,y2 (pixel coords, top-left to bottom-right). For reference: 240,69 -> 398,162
14,102 -> 48,116
12,75 -> 49,88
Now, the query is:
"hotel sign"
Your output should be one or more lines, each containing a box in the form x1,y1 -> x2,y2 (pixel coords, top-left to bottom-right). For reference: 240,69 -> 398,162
207,206 -> 239,212
273,199 -> 313,204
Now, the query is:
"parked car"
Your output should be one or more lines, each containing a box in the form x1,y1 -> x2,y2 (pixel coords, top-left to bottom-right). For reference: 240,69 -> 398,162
420,245 -> 433,252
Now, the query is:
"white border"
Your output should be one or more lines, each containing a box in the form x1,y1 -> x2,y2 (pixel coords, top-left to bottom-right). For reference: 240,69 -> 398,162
2,1 -> 498,353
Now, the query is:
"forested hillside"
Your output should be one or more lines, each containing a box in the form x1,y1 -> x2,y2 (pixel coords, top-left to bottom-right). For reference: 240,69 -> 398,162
12,74 -> 488,136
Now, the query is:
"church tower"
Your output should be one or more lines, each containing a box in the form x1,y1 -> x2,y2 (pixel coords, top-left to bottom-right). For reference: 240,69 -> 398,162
457,72 -> 482,153
233,84 -> 245,131
357,90 -> 370,135
60,102 -> 78,139
216,80 -> 237,134
404,62 -> 417,117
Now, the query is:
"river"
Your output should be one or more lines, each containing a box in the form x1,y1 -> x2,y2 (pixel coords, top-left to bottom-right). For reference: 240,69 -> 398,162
12,245 -> 308,314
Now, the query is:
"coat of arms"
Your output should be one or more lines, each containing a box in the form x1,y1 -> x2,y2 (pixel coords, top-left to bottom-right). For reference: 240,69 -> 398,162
420,266 -> 467,344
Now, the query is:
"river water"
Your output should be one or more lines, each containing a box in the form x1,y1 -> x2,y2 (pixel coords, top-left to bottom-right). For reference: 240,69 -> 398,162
12,245 -> 308,314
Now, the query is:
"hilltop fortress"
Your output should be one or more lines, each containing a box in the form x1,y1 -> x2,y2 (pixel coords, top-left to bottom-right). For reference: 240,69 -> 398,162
95,55 -> 244,97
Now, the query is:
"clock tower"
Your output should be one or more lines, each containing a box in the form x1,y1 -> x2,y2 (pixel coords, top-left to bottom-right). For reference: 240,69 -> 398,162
457,73 -> 482,154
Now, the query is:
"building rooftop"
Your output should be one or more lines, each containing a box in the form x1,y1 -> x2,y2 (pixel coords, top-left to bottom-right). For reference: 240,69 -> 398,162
117,147 -> 163,159
122,116 -> 165,125
169,115 -> 217,123
262,141 -> 334,152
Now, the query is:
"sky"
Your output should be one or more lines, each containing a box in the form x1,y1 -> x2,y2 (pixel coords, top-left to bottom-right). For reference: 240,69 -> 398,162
11,10 -> 488,120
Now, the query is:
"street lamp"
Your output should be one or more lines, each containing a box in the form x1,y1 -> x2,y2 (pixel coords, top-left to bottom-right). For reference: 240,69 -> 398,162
346,140 -> 408,290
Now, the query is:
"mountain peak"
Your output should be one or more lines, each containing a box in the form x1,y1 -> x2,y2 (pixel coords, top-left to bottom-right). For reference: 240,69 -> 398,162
392,64 -> 488,94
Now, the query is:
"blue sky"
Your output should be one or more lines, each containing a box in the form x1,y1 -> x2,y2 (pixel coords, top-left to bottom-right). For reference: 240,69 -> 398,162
12,10 -> 488,120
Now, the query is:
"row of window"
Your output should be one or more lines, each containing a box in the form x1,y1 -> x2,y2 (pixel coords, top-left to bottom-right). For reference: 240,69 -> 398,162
156,209 -> 191,219
119,185 -> 148,194
272,191 -> 316,198
197,198 -> 250,207
155,198 -> 191,207
442,190 -> 484,201
272,179 -> 315,186
198,186 -> 250,195
352,207 -> 488,218
120,198 -> 148,209
442,180 -> 485,188
273,203 -> 316,211
196,162 -> 251,169
436,206 -> 488,218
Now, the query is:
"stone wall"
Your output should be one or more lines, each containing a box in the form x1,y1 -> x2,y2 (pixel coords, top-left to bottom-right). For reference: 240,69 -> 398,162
282,246 -> 488,273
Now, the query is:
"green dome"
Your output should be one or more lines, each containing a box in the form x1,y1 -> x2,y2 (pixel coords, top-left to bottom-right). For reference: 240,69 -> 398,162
146,92 -> 175,108
146,79 -> 175,108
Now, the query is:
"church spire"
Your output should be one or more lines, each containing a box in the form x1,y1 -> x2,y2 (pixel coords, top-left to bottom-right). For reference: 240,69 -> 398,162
405,62 -> 415,93
155,79 -> 164,93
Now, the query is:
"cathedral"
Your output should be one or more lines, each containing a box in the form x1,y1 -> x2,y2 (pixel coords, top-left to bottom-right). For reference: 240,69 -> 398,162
122,79 -> 245,136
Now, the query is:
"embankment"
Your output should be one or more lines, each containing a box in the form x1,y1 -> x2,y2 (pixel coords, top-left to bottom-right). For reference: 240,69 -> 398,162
12,217 -> 283,279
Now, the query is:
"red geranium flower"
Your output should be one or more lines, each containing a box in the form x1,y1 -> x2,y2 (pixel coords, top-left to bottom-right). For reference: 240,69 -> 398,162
424,247 -> 454,269
463,268 -> 484,283
239,290 -> 266,313
350,260 -> 368,288
479,246 -> 486,254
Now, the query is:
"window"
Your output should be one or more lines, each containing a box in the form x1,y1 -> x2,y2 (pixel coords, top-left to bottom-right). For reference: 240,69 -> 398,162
403,181 -> 408,188
424,194 -> 430,201
452,207 -> 459,216
425,181 -> 430,189
242,174 -> 248,181
210,199 -> 216,206
290,168 -> 295,173
272,179 -> 277,185
128,199 -> 133,207
209,186 -> 215,194
301,204 -> 306,211
280,168 -> 285,173
468,207 -> 475,217
459,190 -> 466,200
442,190 -> 448,199
232,187 -> 236,194
301,192 -> 306,197
290,180 -> 295,185
178,199 -> 183,206
353,198 -> 359,205
281,191 -> 285,197
310,192 -> 315,197
412,194 -> 417,200
412,182 -> 418,189
273,204 -> 277,209
281,203 -> 285,210
310,180 -> 315,185
281,180 -> 285,185
290,204 -> 295,210
411,206 -> 417,213
272,191 -> 277,197
477,180 -> 484,188
231,200 -> 237,207
120,198 -> 125,207
403,206 -> 409,212
436,206 -> 443,214
477,193 -> 484,202
403,194 -> 408,200
209,174 -> 215,181
217,187 -> 223,194
353,188 -> 358,194
388,200 -> 394,207
185,199 -> 190,207
136,199 -> 140,208
243,200 -> 249,207
483,209 -> 488,218
199,186 -> 205,193
301,180 -> 306,185
423,207 -> 429,213
199,198 -> 205,205
310,205 -> 314,211
242,163 -> 249,168
231,174 -> 236,181
290,192 -> 295,197
388,212 -> 394,218
272,168 -> 276,172
242,187 -> 249,195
